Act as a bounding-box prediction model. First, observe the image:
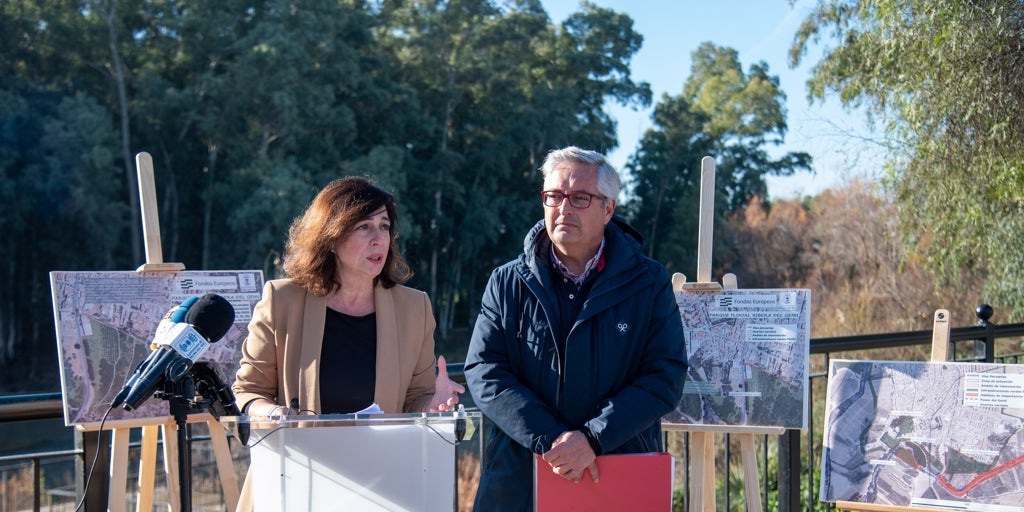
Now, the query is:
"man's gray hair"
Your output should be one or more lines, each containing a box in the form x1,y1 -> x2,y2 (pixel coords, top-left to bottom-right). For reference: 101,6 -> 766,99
540,146 -> 621,200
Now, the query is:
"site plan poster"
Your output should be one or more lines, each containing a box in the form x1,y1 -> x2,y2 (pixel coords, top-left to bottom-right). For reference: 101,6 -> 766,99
663,289 -> 810,429
50,270 -> 264,427
821,359 -> 1024,510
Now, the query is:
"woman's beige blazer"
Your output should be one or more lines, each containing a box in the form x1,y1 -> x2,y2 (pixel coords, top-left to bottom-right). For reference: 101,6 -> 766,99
232,278 -> 437,415
231,279 -> 438,512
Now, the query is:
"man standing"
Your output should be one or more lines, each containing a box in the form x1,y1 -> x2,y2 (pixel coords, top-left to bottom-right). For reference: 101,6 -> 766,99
465,146 -> 688,511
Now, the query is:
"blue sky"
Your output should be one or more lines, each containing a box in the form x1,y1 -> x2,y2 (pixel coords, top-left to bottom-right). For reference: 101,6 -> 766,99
540,0 -> 885,199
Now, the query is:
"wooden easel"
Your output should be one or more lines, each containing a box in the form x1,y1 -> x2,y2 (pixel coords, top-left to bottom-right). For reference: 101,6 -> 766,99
90,152 -> 239,512
665,156 -> 785,512
833,309 -> 954,512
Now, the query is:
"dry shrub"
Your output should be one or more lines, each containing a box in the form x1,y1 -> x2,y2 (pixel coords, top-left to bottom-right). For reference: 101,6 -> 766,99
1,464 -> 35,510
722,180 -> 986,344
457,451 -> 480,512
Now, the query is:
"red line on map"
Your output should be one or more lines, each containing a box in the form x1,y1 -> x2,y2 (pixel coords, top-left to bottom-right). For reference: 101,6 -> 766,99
937,454 -> 1024,498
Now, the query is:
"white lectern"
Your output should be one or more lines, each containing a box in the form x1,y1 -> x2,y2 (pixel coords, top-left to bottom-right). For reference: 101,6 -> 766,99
229,412 -> 480,512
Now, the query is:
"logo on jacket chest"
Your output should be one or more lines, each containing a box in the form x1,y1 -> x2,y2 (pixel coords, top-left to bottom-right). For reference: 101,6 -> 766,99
616,322 -> 629,334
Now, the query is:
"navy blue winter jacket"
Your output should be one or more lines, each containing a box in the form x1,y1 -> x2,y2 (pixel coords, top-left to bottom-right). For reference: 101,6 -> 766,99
464,217 -> 688,511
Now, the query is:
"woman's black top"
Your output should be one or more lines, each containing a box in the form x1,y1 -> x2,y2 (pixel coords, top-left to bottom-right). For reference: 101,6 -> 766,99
319,308 -> 377,414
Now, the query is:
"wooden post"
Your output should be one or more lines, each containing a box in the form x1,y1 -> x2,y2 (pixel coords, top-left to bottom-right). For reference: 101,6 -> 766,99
108,428 -> 130,512
695,156 -> 716,285
136,424 -> 160,511
135,152 -> 184,274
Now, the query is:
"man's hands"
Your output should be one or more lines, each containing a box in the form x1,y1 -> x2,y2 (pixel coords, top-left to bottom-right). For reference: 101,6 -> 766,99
428,355 -> 466,412
542,430 -> 599,483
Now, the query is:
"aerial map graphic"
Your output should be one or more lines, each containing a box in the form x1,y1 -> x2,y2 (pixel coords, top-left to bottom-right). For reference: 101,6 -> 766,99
663,289 -> 810,429
821,360 -> 1024,510
50,270 -> 264,427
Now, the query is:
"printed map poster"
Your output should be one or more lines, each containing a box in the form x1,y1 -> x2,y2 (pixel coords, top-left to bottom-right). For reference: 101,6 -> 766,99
821,360 -> 1024,510
663,289 -> 810,429
50,270 -> 264,428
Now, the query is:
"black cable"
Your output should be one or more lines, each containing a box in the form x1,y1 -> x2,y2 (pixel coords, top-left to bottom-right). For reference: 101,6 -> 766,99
243,425 -> 289,448
74,405 -> 114,512
424,423 -> 463,446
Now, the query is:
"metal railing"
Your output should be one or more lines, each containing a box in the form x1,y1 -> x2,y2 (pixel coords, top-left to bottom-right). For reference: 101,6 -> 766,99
3,308 -> 1024,512
0,398 -> 245,512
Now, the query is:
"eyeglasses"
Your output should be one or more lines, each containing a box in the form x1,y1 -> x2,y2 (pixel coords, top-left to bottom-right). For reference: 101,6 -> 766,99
541,190 -> 608,209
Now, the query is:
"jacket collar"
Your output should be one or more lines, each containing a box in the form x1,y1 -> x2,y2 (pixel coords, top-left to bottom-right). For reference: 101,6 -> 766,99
522,216 -> 645,277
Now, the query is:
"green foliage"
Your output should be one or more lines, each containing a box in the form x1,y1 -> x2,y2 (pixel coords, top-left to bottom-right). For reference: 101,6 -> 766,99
623,43 -> 811,274
374,0 -> 651,337
791,0 -> 1024,319
0,79 -> 125,391
0,0 -> 653,390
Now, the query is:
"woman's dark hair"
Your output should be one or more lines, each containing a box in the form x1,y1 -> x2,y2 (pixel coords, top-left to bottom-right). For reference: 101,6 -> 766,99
283,177 -> 411,296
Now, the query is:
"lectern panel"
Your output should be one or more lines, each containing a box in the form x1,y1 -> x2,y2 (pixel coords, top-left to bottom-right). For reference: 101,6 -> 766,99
248,418 -> 461,511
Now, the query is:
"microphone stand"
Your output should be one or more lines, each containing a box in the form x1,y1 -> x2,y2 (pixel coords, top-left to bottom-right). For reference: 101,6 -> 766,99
159,374 -> 198,512
192,362 -> 250,445
155,361 -> 247,512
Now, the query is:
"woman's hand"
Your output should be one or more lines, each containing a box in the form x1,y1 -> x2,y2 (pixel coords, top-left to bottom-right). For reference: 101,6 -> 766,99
428,355 -> 465,412
250,400 -> 292,419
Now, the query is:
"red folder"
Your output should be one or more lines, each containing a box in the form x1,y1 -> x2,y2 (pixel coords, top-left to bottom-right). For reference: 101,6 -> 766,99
534,452 -> 674,512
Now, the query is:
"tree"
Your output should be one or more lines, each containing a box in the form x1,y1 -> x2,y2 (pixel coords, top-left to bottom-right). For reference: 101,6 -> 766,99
0,85 -> 124,391
90,0 -> 143,265
378,0 -> 651,336
122,0 -> 424,273
624,42 -> 811,274
0,0 -> 654,390
809,181 -> 986,337
1,1 -> 140,391
719,195 -> 812,289
720,181 -> 986,338
791,0 -> 1024,319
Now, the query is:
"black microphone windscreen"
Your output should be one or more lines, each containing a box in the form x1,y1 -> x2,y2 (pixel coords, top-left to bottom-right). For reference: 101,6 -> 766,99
185,293 -> 235,343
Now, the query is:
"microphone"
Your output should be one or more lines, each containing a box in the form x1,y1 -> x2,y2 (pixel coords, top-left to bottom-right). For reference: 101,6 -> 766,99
118,294 -> 235,411
111,296 -> 200,408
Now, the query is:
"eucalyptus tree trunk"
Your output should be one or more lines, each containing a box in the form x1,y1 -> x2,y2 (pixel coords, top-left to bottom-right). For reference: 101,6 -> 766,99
100,0 -> 142,265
